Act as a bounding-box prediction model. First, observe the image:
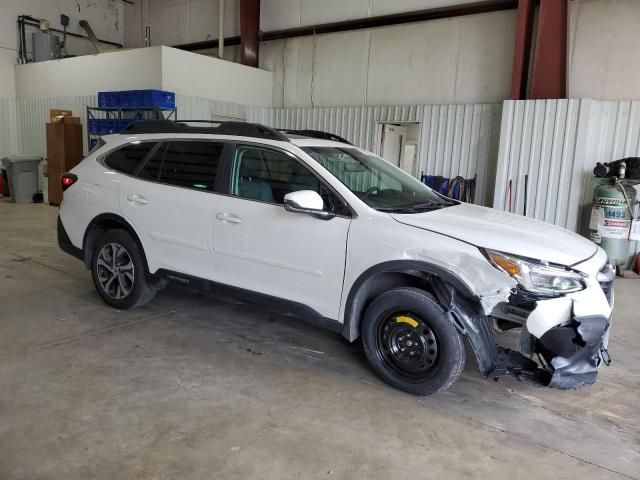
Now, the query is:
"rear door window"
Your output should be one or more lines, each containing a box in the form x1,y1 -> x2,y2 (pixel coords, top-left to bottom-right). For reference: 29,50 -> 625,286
137,141 -> 225,192
104,141 -> 157,175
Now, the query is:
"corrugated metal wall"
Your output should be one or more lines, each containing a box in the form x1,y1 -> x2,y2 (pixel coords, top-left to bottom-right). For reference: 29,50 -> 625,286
11,95 -> 509,209
175,94 -> 250,122
494,99 -> 640,233
16,95 -> 98,156
252,103 -> 502,205
13,94 -> 251,156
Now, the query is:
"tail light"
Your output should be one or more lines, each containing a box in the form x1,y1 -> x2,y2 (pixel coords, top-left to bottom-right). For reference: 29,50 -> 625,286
61,173 -> 78,191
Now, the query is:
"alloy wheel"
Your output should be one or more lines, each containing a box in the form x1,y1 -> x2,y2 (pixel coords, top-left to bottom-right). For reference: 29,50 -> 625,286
96,242 -> 135,299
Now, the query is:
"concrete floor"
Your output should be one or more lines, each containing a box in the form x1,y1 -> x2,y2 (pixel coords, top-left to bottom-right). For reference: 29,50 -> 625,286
0,202 -> 638,480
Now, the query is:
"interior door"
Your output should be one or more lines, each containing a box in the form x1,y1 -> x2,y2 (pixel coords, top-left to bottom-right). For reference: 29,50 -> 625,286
380,124 -> 407,167
212,144 -> 351,319
118,140 -> 226,280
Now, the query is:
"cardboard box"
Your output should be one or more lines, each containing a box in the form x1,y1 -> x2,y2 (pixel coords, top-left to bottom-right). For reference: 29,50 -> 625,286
49,109 -> 73,122
62,116 -> 80,124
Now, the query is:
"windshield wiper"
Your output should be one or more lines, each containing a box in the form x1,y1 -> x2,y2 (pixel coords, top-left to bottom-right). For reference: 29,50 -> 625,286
377,201 -> 457,213
376,202 -> 447,213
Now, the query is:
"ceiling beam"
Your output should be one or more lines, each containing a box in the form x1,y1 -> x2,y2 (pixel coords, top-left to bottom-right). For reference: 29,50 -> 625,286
511,0 -> 535,99
173,0 -> 518,52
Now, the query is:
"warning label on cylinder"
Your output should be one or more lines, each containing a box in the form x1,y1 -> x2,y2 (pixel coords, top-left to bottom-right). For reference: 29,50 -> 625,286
598,218 -> 631,239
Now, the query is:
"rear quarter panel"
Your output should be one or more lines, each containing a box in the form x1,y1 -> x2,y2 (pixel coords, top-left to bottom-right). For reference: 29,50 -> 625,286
59,151 -> 123,249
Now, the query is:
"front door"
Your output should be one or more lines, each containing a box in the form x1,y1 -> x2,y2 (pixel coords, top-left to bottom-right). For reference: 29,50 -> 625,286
118,140 -> 226,280
212,144 -> 352,319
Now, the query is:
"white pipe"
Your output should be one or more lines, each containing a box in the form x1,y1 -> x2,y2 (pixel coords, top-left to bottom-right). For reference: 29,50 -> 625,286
219,0 -> 225,59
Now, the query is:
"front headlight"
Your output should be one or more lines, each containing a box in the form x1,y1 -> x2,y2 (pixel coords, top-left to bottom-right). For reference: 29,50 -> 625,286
486,249 -> 585,295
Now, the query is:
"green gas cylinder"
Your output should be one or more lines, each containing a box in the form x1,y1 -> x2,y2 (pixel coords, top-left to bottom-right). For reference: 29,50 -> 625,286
589,180 -> 636,267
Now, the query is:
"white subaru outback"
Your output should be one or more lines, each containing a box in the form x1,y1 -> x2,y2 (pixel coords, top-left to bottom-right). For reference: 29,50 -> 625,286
58,120 -> 614,395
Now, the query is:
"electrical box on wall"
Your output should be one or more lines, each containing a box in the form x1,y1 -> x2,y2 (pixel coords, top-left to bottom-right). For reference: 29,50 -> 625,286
32,31 -> 60,62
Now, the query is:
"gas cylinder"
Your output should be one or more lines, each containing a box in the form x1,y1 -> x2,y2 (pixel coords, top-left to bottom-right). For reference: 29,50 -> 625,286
589,180 -> 636,267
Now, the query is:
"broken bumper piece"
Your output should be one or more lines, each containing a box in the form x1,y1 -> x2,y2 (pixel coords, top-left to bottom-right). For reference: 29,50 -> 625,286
481,314 -> 610,390
541,315 -> 610,390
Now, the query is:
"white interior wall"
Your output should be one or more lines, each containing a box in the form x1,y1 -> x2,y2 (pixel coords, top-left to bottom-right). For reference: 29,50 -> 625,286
13,46 -> 272,161
161,47 -> 272,106
125,0 -> 241,49
261,10 -> 517,108
260,0 -> 483,31
14,47 -> 163,98
0,0 -> 124,157
13,46 -> 271,105
568,0 -> 640,100
127,0 -> 640,108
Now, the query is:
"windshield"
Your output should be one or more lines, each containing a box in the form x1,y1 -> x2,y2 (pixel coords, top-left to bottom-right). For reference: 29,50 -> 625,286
302,146 -> 455,212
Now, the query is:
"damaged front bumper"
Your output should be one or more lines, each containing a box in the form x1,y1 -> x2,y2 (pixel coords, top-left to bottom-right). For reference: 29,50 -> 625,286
528,250 -> 614,389
539,315 -> 610,389
443,248 -> 614,390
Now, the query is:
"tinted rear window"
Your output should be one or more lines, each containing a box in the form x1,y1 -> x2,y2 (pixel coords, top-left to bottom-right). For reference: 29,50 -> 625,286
104,142 -> 156,175
138,141 -> 224,192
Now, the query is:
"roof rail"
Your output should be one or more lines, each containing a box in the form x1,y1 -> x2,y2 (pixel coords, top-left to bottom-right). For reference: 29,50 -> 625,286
122,119 -> 290,142
279,129 -> 353,145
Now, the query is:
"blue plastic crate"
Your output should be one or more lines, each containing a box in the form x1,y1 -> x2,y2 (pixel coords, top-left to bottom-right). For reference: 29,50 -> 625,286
98,89 -> 175,109
117,89 -> 175,109
88,119 -> 101,135
104,119 -> 119,134
141,90 -> 175,109
89,119 -> 119,135
118,91 -> 139,107
98,91 -> 120,107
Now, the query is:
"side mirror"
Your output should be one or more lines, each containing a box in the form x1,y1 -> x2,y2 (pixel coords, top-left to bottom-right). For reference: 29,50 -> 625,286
284,190 -> 334,220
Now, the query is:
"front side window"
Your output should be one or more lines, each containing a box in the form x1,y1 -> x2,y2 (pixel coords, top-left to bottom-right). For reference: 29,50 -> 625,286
137,141 -> 223,192
230,145 -> 349,215
303,147 -> 455,213
104,141 -> 157,175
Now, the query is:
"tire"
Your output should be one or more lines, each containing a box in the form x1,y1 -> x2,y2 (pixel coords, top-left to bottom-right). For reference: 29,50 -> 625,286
90,229 -> 156,310
361,287 -> 465,396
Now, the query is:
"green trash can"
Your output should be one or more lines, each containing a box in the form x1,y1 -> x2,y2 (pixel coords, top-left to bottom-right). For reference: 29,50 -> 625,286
3,156 -> 42,203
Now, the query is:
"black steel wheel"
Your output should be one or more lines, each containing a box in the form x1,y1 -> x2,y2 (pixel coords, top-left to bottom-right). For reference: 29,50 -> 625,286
374,312 -> 441,381
362,287 -> 465,395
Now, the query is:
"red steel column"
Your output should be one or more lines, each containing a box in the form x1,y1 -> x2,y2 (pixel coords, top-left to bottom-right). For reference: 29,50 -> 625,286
240,0 -> 260,67
510,0 -> 535,99
529,0 -> 568,99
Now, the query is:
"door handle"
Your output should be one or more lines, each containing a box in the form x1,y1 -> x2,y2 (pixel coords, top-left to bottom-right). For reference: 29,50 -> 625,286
127,194 -> 148,205
216,212 -> 243,224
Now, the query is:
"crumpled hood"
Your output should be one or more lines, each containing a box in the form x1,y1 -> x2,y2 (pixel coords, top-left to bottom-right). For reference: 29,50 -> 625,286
391,203 -> 597,266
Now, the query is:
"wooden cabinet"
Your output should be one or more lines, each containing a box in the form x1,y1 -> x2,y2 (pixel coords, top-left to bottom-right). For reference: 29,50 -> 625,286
46,120 -> 83,206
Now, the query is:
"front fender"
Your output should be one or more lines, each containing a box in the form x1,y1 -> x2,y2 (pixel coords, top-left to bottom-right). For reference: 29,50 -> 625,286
340,258 -> 511,342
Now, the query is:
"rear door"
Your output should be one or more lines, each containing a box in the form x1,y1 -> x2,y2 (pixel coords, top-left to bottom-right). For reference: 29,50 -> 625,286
212,143 -> 352,319
117,140 -> 228,279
